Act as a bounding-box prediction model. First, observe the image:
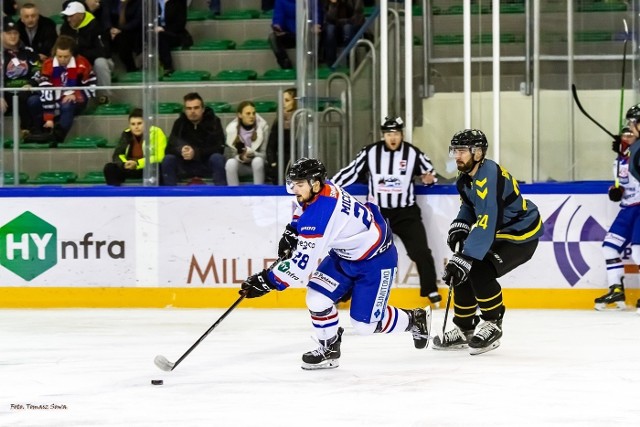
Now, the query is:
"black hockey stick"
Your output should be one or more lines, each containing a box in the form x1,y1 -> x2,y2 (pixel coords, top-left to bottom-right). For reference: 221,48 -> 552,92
441,242 -> 460,338
571,84 -> 617,140
154,293 -> 247,372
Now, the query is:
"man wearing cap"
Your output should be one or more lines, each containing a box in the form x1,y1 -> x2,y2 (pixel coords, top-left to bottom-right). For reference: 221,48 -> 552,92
332,117 -> 442,306
2,15 -> 40,137
17,3 -> 58,62
60,1 -> 112,104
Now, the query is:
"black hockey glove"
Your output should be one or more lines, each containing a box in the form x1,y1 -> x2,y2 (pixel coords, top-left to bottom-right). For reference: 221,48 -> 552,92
442,253 -> 473,287
612,135 -> 622,154
608,185 -> 624,202
447,221 -> 471,252
240,270 -> 277,298
277,223 -> 298,259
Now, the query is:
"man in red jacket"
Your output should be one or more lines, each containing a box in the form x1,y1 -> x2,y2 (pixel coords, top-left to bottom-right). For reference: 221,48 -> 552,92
26,35 -> 96,143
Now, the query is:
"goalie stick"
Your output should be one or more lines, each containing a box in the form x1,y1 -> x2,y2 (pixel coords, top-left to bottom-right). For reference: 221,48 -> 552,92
154,257 -> 284,372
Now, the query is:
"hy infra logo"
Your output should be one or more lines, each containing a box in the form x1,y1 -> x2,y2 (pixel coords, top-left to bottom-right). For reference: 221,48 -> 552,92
0,211 -> 57,281
540,197 -> 606,286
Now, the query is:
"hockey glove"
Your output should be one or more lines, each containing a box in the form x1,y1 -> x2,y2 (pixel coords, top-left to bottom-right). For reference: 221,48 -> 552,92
442,253 -> 473,287
240,270 -> 277,298
608,185 -> 624,202
612,135 -> 622,154
277,223 -> 298,259
447,221 -> 471,252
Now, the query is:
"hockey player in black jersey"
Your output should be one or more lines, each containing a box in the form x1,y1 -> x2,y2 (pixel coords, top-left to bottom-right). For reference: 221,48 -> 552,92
435,129 -> 543,354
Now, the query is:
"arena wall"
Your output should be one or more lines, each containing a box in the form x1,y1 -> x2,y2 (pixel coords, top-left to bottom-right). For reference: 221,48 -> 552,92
0,182 -> 636,309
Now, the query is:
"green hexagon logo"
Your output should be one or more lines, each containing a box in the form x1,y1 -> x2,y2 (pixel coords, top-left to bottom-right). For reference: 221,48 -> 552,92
0,211 -> 57,281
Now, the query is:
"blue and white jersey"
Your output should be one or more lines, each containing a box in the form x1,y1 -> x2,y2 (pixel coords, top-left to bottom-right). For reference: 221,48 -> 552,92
267,181 -> 393,289
615,145 -> 640,207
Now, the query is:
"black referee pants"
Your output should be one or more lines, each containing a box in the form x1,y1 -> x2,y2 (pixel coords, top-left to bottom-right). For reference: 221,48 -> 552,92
381,204 -> 438,296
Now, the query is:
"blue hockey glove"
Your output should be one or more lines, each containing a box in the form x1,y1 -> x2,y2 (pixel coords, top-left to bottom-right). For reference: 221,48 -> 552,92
240,270 -> 277,298
442,253 -> 473,287
447,221 -> 470,252
277,223 -> 298,259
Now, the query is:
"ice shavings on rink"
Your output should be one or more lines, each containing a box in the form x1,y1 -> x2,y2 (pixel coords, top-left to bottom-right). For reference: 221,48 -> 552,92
1,308 -> 640,426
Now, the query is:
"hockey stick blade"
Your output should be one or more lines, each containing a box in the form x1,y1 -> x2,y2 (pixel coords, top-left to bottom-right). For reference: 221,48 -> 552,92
154,354 -> 175,372
571,84 -> 617,139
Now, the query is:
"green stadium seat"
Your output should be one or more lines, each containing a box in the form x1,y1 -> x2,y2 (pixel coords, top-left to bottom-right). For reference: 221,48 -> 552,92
579,2 -> 627,12
259,68 -> 296,80
500,3 -> 525,14
49,14 -> 64,25
119,71 -> 144,83
29,171 -> 78,184
575,31 -> 613,42
157,102 -> 183,114
206,102 -> 232,113
260,10 -> 273,19
317,67 -> 349,79
211,69 -> 258,81
92,103 -> 131,115
190,39 -> 236,51
238,39 -> 271,50
162,70 -> 211,81
433,34 -> 464,45
58,136 -> 108,149
77,171 -> 106,184
253,101 -> 278,113
187,9 -> 211,21
472,33 -> 520,44
317,97 -> 341,111
445,4 -> 490,15
3,172 -> 29,184
213,9 -> 261,20
414,36 -> 422,46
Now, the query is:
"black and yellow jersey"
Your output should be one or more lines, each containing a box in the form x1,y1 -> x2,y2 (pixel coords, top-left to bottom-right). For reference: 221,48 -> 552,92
455,158 -> 543,261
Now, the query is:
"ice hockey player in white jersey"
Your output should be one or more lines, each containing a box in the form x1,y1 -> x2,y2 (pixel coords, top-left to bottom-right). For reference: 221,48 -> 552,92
595,105 -> 640,313
240,158 -> 431,369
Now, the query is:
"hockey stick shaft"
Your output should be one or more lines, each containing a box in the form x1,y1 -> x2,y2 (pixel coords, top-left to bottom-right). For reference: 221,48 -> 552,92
571,84 -> 617,139
155,293 -> 247,372
619,19 -> 629,129
441,242 -> 460,337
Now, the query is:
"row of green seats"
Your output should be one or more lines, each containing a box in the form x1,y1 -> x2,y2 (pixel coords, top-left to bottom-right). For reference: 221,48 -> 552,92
80,100 -> 279,117
175,39 -> 271,51
433,31 -> 618,45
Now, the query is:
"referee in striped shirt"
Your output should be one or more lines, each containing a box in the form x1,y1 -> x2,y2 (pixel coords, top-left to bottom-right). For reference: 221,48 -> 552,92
332,117 -> 441,305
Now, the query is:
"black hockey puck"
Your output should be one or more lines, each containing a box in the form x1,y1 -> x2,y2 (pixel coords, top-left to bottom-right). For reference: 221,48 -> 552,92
151,379 -> 164,386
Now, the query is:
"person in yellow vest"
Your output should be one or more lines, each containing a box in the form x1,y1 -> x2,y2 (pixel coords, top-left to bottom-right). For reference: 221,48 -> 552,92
103,108 -> 167,185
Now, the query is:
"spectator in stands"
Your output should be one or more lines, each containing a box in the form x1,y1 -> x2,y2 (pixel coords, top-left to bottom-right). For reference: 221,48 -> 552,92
266,87 -> 296,184
1,15 -> 40,137
225,101 -> 269,185
60,1 -> 113,104
323,0 -> 364,67
3,1 -> 17,18
17,3 -> 58,62
104,108 -> 167,186
108,0 -> 142,73
156,0 -> 192,77
26,35 -> 96,144
161,92 -> 227,186
269,0 -> 297,69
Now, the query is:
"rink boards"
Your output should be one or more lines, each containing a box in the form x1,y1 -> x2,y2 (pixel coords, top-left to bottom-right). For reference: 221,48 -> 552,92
0,182 -> 637,309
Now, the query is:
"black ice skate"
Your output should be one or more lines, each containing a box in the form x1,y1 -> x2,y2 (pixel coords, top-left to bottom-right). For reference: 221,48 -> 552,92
405,306 -> 432,349
636,298 -> 640,315
301,327 -> 343,370
432,326 -> 473,350
468,319 -> 502,355
594,284 -> 626,311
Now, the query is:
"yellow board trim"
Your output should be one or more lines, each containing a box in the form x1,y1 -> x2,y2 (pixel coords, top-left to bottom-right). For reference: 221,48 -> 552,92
1,287 -> 639,310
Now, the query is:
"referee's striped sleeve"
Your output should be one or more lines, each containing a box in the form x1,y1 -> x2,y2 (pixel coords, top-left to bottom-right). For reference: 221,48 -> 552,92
332,147 -> 369,187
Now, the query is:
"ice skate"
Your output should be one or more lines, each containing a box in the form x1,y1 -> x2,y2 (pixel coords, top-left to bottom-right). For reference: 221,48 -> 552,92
468,319 -> 502,355
405,306 -> 432,349
427,292 -> 442,309
301,327 -> 343,370
594,284 -> 626,311
636,299 -> 640,315
432,325 -> 473,350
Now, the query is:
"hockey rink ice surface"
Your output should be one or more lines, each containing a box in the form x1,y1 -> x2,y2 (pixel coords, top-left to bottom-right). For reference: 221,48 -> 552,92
2,308 -> 639,427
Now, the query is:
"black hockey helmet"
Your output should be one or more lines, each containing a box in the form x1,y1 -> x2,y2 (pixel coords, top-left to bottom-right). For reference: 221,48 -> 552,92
450,129 -> 488,149
287,157 -> 327,186
626,104 -> 640,122
381,116 -> 404,132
